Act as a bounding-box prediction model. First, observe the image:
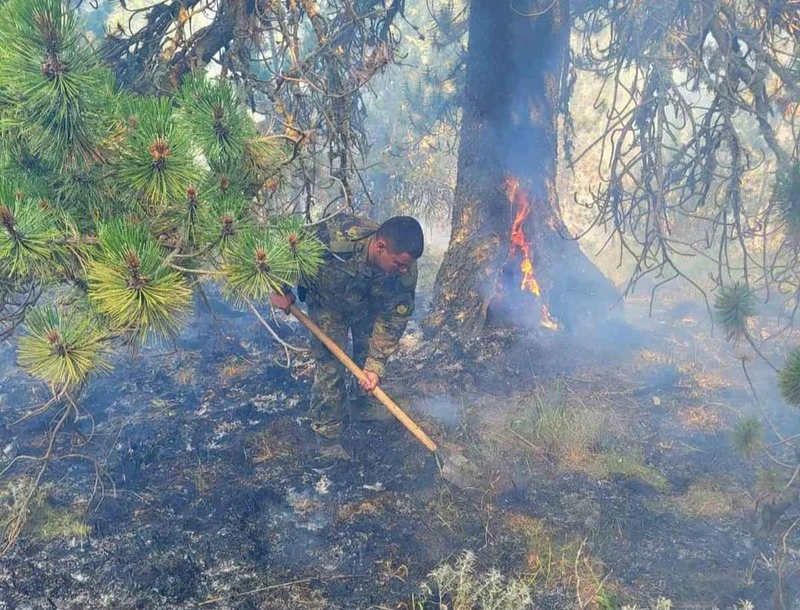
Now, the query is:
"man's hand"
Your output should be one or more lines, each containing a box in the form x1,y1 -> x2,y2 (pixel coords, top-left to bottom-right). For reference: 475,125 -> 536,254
270,291 -> 295,314
360,370 -> 379,393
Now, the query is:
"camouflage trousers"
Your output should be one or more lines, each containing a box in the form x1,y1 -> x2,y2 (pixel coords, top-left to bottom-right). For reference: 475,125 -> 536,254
308,303 -> 376,439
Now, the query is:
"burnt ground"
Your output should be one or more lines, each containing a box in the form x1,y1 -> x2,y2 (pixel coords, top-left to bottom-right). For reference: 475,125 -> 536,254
0,290 -> 799,610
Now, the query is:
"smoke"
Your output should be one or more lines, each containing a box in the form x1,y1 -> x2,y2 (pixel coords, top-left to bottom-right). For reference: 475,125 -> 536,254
420,218 -> 452,254
418,395 -> 464,430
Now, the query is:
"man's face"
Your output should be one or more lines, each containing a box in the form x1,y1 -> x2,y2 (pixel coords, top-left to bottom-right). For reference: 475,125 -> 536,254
373,239 -> 415,276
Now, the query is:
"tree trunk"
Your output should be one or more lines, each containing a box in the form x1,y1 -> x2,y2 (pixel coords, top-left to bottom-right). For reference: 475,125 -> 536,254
425,0 -> 618,348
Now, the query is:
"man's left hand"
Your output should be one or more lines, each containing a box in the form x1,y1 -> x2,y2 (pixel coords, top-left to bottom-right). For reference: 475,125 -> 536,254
270,291 -> 295,314
360,371 -> 379,392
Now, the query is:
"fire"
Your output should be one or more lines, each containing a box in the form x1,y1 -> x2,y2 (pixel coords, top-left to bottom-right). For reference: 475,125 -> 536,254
540,303 -> 559,331
504,176 -> 560,332
505,177 -> 540,297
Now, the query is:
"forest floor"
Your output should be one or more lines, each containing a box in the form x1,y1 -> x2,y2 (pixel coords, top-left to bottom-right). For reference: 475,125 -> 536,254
1,277 -> 799,610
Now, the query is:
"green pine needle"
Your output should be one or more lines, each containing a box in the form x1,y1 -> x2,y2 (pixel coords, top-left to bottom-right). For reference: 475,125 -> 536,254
0,0 -> 109,167
241,136 -> 289,192
755,468 -> 791,504
772,160 -> 800,240
0,130 -> 50,181
197,187 -> 250,254
272,216 -> 325,280
0,183 -> 64,280
17,305 -> 110,388
222,228 -> 297,304
207,165 -> 250,200
163,184 -> 205,249
731,415 -> 763,459
778,347 -> 800,410
714,282 -> 758,345
53,162 -> 114,223
176,73 -> 254,167
117,97 -> 200,208
87,219 -> 192,344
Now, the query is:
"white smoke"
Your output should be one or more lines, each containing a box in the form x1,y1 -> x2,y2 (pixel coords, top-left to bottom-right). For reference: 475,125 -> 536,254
418,395 -> 464,429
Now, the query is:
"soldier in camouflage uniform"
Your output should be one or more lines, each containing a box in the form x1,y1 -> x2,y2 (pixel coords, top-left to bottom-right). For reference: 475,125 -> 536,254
271,214 -> 424,451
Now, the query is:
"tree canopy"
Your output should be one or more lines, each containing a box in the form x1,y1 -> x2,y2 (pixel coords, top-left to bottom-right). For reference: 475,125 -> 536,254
0,0 -> 327,391
569,0 -> 800,316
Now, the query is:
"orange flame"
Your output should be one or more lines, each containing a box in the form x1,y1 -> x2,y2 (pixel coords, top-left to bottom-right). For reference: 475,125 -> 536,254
540,303 -> 559,331
504,176 -> 560,332
505,177 -> 540,296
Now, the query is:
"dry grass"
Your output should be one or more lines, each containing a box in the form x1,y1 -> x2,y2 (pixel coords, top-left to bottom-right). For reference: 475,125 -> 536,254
220,356 -> 253,380
503,512 -> 612,608
671,479 -> 751,518
375,551 -> 411,585
337,498 -> 385,523
506,383 -> 608,465
587,452 -> 669,491
149,397 -> 177,417
172,367 -> 197,386
183,463 -> 222,495
637,349 -> 675,365
1,481 -> 90,545
425,485 -> 469,534
245,430 -> 293,464
677,405 -> 723,431
682,366 -> 731,395
505,513 -> 555,580
473,379 -> 672,490
289,495 -> 318,515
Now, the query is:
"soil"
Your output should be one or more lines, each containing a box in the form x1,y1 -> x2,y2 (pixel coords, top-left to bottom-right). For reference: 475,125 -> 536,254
0,289 -> 798,610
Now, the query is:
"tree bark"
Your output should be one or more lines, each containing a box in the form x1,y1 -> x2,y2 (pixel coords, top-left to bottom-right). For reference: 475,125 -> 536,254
425,0 -> 619,347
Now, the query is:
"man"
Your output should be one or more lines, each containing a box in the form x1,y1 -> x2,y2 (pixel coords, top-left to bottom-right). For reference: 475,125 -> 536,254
270,213 -> 424,457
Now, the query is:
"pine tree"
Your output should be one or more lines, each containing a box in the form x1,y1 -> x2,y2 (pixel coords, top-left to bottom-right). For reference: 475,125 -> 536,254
0,0 -> 323,389
0,0 -> 328,555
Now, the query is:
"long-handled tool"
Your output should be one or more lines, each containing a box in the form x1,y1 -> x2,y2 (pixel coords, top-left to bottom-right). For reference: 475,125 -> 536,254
289,304 -> 437,453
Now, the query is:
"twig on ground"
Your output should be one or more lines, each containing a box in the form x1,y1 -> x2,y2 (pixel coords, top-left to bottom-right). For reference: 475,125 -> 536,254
575,538 -> 586,610
1,390 -> 73,555
199,575 -> 360,606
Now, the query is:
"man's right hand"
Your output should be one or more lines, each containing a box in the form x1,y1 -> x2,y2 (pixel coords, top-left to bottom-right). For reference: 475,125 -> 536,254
270,291 -> 295,314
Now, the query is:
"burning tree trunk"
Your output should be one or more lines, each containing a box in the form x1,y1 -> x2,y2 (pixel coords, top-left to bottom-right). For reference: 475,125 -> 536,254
425,0 -> 618,347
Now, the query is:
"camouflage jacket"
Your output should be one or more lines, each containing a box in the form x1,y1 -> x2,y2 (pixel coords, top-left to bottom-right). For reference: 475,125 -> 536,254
303,213 -> 417,378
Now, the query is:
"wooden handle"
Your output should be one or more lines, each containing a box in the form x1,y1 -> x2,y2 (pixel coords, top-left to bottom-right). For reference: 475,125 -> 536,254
289,304 -> 437,452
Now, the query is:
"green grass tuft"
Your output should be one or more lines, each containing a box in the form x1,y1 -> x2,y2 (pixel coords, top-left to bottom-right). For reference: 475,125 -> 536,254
510,383 -> 605,465
590,451 -> 669,491
29,502 -> 91,542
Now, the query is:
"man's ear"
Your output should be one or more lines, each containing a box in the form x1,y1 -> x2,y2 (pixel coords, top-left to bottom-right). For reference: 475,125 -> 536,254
374,237 -> 389,253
